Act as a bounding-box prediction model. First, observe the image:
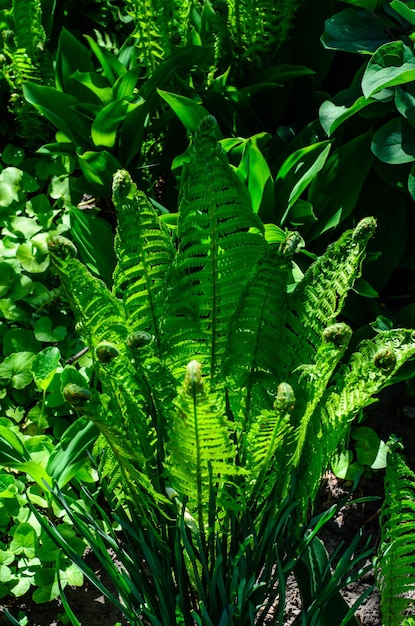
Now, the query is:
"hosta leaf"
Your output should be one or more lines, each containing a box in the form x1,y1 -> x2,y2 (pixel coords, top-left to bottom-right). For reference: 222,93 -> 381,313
371,117 -> 415,164
362,41 -> 415,99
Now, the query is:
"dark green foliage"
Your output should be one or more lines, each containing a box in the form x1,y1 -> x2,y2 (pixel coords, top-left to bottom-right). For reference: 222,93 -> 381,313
123,0 -> 304,75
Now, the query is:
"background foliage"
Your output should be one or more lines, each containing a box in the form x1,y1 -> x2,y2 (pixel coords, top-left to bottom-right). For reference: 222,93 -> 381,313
0,0 -> 415,623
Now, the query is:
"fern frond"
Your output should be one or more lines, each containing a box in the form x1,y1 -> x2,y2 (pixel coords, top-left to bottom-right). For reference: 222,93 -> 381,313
375,441 -> 415,626
228,0 -> 302,67
12,0 -> 45,58
91,416 -> 169,528
245,382 -> 295,502
295,329 -> 415,516
48,236 -> 127,348
112,170 -> 175,352
330,329 -> 415,432
165,360 -> 237,531
284,217 -> 376,378
224,231 -> 301,420
164,115 -> 267,384
291,322 -> 353,466
48,236 -> 160,485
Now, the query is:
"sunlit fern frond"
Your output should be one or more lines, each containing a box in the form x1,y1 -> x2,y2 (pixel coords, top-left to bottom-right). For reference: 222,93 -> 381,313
375,441 -> 415,626
164,115 -> 267,384
165,360 -> 238,531
48,236 -> 127,348
92,418 -> 169,527
48,236 -> 161,490
112,170 -> 175,351
245,382 -> 295,503
290,322 -> 353,467
295,329 -> 415,516
283,217 -> 376,380
224,231 -> 302,422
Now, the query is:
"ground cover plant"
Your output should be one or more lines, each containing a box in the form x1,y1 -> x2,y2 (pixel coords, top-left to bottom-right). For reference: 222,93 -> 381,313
2,116 -> 412,625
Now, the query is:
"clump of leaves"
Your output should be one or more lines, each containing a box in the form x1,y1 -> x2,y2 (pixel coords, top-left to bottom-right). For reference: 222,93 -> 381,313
38,116 -> 415,623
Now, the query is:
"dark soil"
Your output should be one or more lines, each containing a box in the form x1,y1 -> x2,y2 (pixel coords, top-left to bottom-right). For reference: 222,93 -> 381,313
1,384 -> 414,626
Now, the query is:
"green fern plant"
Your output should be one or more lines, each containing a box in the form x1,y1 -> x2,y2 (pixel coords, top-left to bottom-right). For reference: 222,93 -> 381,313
46,115 -> 415,621
375,439 -> 415,626
122,0 -> 303,76
0,0 -> 52,143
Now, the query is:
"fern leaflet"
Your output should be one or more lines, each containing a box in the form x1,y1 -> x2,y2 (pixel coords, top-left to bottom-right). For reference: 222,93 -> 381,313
375,441 -> 415,626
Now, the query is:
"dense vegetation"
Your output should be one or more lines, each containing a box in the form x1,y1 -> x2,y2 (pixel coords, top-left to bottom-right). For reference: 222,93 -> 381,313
0,0 -> 415,624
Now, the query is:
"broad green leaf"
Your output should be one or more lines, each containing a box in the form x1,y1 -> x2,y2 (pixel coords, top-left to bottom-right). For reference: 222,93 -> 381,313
33,568 -> 64,603
118,103 -> 148,165
237,134 -> 273,214
113,66 -> 142,100
0,352 -> 35,389
319,96 -> 374,136
9,274 -> 32,301
9,216 -> 43,239
37,142 -> 77,157
23,83 -> 93,148
0,299 -> 26,321
362,41 -> 415,98
275,141 -> 331,224
16,240 -> 49,274
289,200 -> 317,224
353,278 -> 379,298
55,28 -> 94,94
390,0 -> 415,26
91,100 -> 141,148
0,473 -> 17,497
71,70 -> 113,104
0,550 -> 15,565
77,149 -> 122,193
408,163 -> 415,201
69,205 -> 116,284
10,522 -> 38,558
0,564 -> 12,582
263,223 -> 286,245
64,563 -> 83,587
372,117 -> 415,163
0,167 -> 23,206
322,8 -> 389,54
1,144 -> 24,166
84,35 -> 126,84
33,317 -> 67,343
332,450 -> 354,479
308,131 -> 374,238
31,347 -> 61,392
341,0 -> 379,9
157,89 -> 211,134
395,84 -> 415,126
9,577 -> 31,598
332,451 -> 364,480
352,426 -> 388,468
